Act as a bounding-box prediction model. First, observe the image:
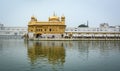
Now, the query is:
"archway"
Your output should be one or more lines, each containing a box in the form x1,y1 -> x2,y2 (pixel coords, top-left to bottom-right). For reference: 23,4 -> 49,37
36,34 -> 42,38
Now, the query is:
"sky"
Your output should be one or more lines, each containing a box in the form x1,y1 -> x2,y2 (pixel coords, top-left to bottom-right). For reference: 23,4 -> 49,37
0,0 -> 120,27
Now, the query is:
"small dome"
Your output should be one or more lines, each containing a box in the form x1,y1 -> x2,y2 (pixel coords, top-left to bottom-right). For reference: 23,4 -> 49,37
31,16 -> 36,19
30,16 -> 37,22
61,15 -> 65,18
61,15 -> 65,19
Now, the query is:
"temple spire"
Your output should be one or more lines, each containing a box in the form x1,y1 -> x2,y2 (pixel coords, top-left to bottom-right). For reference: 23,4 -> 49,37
87,20 -> 89,27
53,12 -> 56,16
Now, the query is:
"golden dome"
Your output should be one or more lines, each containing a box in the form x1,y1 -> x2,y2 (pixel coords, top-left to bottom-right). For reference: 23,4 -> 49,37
49,13 -> 59,21
50,16 -> 59,19
31,16 -> 37,22
31,16 -> 36,19
61,14 -> 65,19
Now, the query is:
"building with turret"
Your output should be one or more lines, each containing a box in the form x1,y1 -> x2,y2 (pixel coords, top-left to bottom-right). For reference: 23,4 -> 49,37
27,13 -> 120,40
28,13 -> 66,38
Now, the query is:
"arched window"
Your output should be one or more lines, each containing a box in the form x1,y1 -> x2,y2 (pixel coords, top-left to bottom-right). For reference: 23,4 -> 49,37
49,29 -> 52,31
45,29 -> 46,31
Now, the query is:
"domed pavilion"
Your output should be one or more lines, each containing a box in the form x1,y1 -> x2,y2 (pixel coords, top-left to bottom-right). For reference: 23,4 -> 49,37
28,13 -> 66,38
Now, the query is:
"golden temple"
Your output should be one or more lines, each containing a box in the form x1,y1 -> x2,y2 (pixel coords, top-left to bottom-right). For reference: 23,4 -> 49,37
28,13 -> 66,38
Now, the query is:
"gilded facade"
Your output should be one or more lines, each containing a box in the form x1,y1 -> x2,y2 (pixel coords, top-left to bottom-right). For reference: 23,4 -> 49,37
28,13 -> 66,38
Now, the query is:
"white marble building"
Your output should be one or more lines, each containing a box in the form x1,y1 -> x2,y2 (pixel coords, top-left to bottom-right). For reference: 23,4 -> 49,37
0,23 -> 120,39
65,23 -> 120,38
0,24 -> 27,39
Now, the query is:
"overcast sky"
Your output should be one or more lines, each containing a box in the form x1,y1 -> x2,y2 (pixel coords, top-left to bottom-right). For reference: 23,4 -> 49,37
0,0 -> 120,27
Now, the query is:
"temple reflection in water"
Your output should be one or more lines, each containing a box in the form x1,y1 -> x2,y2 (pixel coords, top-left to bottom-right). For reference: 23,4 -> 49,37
24,40 -> 120,71
25,41 -> 120,65
26,41 -> 66,66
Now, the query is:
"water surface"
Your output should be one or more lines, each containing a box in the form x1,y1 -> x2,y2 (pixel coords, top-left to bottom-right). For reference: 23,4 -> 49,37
0,39 -> 120,71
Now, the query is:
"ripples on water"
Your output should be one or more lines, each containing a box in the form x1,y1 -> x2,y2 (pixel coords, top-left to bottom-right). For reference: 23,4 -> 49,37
0,39 -> 120,71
